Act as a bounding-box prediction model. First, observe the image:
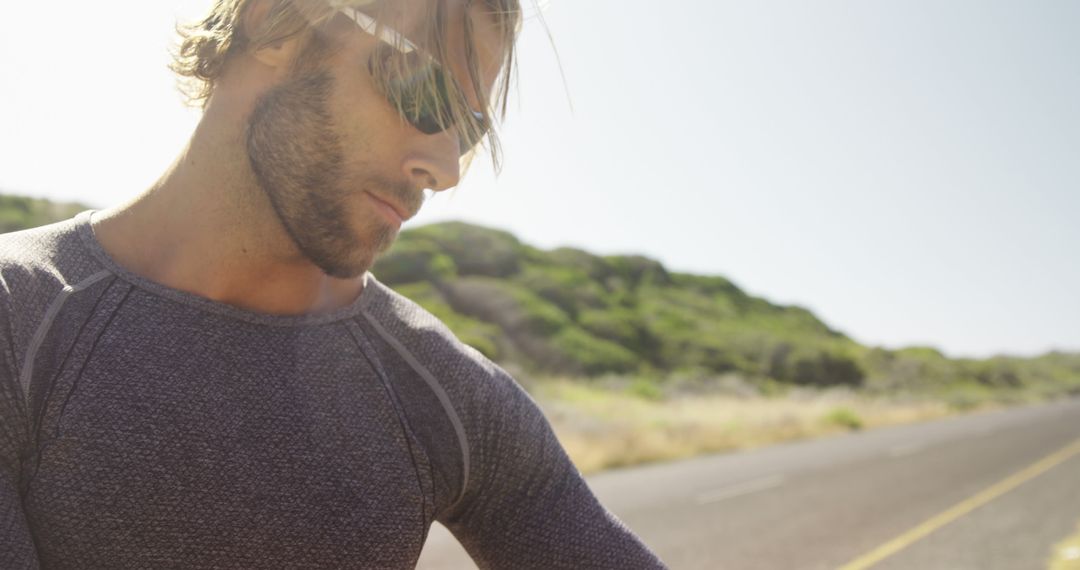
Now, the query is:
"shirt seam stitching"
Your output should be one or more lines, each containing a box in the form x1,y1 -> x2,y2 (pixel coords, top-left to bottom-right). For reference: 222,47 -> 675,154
18,269 -> 113,408
342,320 -> 434,542
357,309 -> 472,507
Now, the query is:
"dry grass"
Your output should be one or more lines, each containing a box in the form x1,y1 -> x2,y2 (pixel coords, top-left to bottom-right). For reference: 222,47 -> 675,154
529,379 -> 964,474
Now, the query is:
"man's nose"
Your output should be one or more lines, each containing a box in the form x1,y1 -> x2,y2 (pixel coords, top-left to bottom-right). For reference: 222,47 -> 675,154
403,142 -> 461,192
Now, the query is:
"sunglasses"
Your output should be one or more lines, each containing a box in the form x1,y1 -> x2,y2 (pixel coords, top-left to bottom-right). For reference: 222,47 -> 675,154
341,9 -> 489,156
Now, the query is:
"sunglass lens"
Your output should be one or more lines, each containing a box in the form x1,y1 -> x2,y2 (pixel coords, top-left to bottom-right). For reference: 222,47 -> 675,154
373,49 -> 489,154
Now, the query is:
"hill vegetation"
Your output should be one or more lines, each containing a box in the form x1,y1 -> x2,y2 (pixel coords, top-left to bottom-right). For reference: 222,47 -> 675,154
0,193 -> 89,233
372,222 -> 1080,405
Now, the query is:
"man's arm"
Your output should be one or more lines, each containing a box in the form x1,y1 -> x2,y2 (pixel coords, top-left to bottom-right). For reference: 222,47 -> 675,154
437,365 -> 666,569
1,342 -> 39,568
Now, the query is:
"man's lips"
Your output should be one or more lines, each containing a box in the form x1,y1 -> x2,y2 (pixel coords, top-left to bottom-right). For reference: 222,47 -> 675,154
364,191 -> 412,225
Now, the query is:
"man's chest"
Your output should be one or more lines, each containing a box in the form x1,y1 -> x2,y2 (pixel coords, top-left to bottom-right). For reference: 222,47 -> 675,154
21,310 -> 432,568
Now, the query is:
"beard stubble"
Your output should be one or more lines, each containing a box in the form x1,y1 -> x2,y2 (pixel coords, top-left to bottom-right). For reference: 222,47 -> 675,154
245,71 -> 411,279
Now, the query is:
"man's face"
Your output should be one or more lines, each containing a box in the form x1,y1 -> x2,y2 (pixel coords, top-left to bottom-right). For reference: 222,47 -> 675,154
245,0 -> 506,278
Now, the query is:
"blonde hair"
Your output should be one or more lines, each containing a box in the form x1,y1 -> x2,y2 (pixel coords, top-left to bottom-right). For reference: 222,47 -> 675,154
172,0 -> 522,170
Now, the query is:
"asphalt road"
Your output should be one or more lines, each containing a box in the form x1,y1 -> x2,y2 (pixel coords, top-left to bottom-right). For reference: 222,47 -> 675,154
415,397 -> 1080,569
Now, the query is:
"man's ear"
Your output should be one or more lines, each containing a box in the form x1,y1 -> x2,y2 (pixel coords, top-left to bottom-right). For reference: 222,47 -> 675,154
242,0 -> 300,71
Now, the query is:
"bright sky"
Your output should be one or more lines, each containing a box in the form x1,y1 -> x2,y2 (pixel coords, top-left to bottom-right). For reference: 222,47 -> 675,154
1,1 -> 1078,359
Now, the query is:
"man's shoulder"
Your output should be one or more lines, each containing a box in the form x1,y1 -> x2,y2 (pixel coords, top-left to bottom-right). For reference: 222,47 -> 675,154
360,274 -> 532,411
0,212 -> 109,326
361,275 -> 490,368
0,213 -> 94,280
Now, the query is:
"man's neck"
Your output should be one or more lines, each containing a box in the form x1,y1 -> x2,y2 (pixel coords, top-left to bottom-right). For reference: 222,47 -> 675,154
91,106 -> 365,317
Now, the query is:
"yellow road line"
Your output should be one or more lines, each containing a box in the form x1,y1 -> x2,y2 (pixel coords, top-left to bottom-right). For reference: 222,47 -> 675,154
837,435 -> 1080,570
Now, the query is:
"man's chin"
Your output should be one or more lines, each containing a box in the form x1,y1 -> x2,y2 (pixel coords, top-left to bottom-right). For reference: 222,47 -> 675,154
319,264 -> 365,280
317,250 -> 375,280
302,222 -> 399,279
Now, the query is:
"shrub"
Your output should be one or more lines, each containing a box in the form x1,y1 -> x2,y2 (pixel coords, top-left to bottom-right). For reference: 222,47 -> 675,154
373,240 -> 456,285
823,407 -> 863,430
441,277 -> 572,335
0,194 -> 89,233
406,222 -> 523,278
602,255 -> 672,288
516,265 -> 606,317
628,377 -> 664,401
550,326 -> 641,375
577,307 -> 656,352
776,347 -> 865,387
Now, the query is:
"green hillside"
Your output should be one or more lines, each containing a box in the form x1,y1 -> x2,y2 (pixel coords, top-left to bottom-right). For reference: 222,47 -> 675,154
373,223 -> 861,384
372,222 -> 1080,402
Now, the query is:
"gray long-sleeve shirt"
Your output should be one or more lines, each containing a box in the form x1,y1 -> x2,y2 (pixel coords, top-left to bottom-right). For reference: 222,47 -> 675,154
0,211 -> 665,569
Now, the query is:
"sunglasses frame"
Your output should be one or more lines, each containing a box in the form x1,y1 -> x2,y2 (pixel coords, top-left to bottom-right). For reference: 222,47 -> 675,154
340,8 -> 488,155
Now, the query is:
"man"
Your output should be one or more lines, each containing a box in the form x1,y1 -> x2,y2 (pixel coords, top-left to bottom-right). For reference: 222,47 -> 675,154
0,0 -> 666,568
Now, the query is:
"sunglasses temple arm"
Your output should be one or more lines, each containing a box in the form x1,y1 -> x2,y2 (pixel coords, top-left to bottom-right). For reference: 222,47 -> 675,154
345,9 -> 421,55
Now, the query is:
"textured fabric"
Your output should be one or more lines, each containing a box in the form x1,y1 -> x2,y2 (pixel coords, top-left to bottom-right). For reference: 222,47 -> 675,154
0,212 -> 666,569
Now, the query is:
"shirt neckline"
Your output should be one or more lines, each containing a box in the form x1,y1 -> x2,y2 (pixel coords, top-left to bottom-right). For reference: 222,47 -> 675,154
74,210 -> 380,328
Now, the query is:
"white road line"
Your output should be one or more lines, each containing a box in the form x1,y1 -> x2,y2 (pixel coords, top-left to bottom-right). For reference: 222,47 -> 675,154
889,442 -> 925,457
695,475 -> 786,505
